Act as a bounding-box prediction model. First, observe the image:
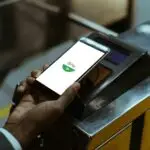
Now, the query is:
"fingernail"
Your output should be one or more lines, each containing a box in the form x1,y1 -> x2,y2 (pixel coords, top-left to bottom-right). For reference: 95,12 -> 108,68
73,82 -> 80,92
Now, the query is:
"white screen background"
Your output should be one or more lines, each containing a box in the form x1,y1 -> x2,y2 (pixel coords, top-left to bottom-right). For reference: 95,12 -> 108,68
37,41 -> 104,95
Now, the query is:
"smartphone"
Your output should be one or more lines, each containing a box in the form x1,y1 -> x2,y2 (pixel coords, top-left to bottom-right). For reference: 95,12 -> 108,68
35,36 -> 110,97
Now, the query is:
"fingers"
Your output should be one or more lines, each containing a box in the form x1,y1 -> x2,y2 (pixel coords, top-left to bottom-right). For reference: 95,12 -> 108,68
12,64 -> 49,106
17,70 -> 40,94
31,69 -> 42,78
17,80 -> 28,93
27,63 -> 49,84
31,64 -> 49,78
43,64 -> 49,71
26,76 -> 35,85
57,82 -> 80,109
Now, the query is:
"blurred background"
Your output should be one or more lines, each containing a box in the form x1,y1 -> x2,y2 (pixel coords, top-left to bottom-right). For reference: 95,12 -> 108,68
0,0 -> 146,82
0,0 -> 150,125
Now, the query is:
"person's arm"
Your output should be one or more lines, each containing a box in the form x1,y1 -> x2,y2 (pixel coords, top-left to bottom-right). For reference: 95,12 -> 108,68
2,65 -> 80,149
0,128 -> 22,150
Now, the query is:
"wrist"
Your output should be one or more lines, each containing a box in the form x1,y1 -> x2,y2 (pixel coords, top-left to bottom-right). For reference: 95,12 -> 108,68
4,121 -> 35,148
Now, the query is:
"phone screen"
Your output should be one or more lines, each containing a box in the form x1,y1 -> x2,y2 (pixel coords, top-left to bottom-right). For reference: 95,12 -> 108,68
37,41 -> 106,95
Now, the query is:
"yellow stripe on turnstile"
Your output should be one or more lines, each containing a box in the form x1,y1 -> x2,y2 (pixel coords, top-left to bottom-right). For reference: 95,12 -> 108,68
0,105 -> 11,119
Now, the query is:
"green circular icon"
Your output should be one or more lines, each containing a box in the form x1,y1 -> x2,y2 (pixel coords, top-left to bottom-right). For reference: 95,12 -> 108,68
62,64 -> 75,72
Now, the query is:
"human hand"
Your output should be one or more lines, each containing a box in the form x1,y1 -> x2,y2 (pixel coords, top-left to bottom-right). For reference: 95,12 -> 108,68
4,65 -> 80,148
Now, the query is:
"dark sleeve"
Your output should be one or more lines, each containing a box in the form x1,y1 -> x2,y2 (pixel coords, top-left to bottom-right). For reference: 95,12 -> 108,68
0,132 -> 14,150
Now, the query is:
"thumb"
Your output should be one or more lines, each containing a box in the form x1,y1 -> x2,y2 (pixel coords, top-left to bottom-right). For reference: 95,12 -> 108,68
57,82 -> 80,109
